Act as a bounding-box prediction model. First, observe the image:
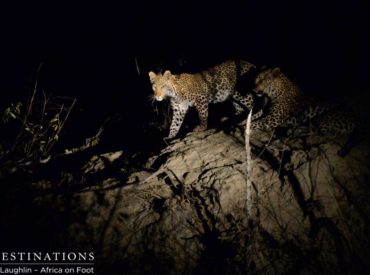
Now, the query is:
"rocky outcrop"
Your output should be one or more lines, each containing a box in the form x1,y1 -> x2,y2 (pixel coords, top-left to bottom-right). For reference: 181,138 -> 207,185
29,126 -> 370,274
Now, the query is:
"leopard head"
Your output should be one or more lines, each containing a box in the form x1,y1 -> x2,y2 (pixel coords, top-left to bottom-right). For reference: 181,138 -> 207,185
148,70 -> 176,101
254,67 -> 282,98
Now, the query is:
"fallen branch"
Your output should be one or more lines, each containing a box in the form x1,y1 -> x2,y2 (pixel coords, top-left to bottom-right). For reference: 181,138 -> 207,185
245,109 -> 253,217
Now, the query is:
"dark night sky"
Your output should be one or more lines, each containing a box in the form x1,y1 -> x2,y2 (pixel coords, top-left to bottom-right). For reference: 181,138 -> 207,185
0,1 -> 368,149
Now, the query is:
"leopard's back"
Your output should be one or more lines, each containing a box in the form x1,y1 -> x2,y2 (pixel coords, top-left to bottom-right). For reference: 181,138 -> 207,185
200,60 -> 256,103
169,60 -> 255,104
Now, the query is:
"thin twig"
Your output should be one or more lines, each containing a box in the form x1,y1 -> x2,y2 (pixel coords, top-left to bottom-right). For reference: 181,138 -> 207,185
134,57 -> 141,75
11,63 -> 43,152
256,128 -> 276,159
46,98 -> 76,154
26,90 -> 48,157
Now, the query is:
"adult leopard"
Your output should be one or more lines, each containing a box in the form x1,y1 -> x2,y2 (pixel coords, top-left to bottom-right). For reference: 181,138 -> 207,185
149,60 -> 260,138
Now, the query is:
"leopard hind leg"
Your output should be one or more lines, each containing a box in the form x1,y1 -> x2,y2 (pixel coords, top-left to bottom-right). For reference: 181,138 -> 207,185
317,110 -> 358,156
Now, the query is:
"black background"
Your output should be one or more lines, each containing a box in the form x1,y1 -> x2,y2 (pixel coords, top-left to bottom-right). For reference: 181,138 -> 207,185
0,1 -> 368,152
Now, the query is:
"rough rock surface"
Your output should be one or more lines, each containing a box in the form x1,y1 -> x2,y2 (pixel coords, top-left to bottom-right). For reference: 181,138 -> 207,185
32,126 -> 370,274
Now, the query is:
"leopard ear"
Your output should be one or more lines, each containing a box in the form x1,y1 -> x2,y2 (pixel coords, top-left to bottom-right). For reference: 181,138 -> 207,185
272,67 -> 281,77
148,71 -> 157,83
260,65 -> 267,71
163,70 -> 172,78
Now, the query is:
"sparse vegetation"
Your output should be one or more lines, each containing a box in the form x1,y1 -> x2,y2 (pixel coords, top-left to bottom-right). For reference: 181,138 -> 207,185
0,80 -> 76,175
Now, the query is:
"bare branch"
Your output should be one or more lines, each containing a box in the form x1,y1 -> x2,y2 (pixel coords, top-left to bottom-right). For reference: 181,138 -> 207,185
245,109 -> 253,217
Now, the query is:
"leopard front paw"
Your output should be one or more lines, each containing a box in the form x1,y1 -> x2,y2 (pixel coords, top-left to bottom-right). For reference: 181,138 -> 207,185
194,125 -> 207,132
166,133 -> 176,140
